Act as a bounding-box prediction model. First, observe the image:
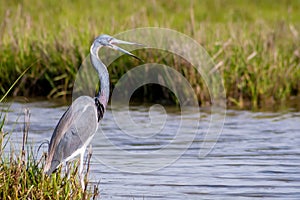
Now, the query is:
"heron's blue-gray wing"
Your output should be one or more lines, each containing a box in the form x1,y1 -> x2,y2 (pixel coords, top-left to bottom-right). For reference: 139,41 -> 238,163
44,96 -> 98,174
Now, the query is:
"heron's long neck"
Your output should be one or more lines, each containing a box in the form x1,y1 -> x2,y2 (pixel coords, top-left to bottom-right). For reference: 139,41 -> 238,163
90,45 -> 109,108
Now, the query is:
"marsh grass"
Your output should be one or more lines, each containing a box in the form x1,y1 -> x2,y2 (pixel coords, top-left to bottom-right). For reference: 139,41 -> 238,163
0,0 -> 300,108
0,107 -> 99,199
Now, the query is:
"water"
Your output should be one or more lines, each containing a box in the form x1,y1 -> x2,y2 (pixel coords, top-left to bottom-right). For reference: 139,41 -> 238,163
1,100 -> 300,199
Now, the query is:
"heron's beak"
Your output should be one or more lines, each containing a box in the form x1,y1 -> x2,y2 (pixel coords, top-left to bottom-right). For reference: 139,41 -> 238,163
108,38 -> 143,62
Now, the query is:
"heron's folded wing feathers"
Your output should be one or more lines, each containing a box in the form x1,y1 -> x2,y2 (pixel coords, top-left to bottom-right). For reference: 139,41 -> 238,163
44,96 -> 98,174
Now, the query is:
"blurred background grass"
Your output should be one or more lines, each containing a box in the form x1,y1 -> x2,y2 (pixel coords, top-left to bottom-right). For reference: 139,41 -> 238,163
0,0 -> 299,109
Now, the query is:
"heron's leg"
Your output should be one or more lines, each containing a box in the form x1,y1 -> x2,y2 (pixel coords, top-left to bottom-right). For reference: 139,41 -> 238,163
65,161 -> 70,179
79,151 -> 85,190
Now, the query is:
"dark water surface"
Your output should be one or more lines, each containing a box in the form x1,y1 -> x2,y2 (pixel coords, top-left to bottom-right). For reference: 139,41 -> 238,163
1,100 -> 300,199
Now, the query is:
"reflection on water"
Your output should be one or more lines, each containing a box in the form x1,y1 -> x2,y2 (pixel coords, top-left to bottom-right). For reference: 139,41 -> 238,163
1,101 -> 300,199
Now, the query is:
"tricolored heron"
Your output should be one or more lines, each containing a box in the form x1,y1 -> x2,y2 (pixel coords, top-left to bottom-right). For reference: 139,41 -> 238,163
43,34 -> 141,188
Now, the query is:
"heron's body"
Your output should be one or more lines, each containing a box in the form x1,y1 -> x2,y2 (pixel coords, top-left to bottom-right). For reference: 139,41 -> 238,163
43,34 -> 141,189
44,96 -> 98,175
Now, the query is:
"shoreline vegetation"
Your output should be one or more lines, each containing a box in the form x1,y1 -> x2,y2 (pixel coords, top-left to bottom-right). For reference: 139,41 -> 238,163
1,0 -> 300,109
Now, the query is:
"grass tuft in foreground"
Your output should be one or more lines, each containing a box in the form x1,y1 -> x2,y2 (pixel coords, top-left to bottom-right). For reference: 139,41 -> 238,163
0,108 -> 99,199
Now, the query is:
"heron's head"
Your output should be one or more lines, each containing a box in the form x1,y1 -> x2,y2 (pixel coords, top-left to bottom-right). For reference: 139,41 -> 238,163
91,34 -> 143,61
